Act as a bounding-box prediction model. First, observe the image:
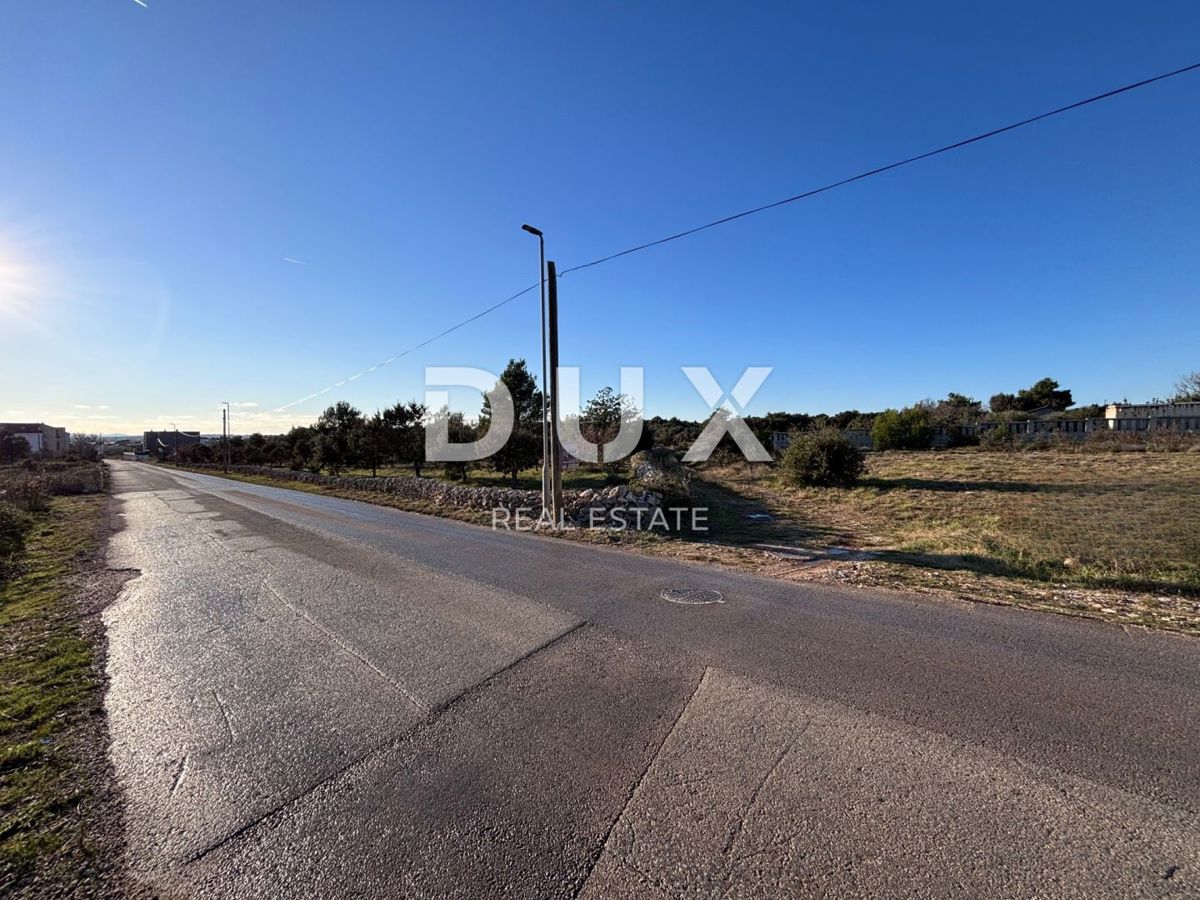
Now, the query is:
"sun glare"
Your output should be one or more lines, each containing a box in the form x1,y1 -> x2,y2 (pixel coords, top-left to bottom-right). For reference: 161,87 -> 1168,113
0,238 -> 47,329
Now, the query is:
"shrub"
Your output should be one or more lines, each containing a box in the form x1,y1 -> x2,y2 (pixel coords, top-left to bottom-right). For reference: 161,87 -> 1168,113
0,502 -> 31,581
871,408 -> 934,451
978,424 -> 1017,451
1081,429 -> 1197,453
943,427 -> 980,449
5,476 -> 50,512
42,466 -> 103,495
0,463 -> 102,512
780,429 -> 865,488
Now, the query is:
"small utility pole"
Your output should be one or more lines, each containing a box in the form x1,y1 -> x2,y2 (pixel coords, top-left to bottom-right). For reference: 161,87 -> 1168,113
547,260 -> 563,524
173,423 -> 180,467
222,407 -> 229,473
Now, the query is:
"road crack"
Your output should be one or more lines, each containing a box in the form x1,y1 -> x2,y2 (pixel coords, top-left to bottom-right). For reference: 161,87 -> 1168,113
721,720 -> 809,856
213,691 -> 236,744
257,578 -> 429,714
169,752 -> 190,795
572,667 -> 712,899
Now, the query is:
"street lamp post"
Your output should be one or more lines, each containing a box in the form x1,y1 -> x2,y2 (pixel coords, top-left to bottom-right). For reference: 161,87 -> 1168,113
221,402 -> 231,473
521,224 -> 550,519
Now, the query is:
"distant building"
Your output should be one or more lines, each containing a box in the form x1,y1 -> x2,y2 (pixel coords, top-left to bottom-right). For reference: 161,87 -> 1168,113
0,422 -> 70,457
1104,401 -> 1200,419
143,430 -> 203,455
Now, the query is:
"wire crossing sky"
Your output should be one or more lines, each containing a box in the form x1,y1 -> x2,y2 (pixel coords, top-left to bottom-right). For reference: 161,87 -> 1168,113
274,60 -> 1200,415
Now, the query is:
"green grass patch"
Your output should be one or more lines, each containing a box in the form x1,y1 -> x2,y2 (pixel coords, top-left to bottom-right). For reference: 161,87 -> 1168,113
0,494 -> 104,883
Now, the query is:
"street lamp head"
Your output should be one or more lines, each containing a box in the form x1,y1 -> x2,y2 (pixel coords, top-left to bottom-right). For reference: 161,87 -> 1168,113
521,224 -> 543,237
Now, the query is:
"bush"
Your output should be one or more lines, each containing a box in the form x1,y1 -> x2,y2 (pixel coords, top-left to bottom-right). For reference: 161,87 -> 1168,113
1081,429 -> 1198,453
871,408 -> 934,451
0,463 -> 103,512
0,502 -> 31,581
978,425 -> 1017,451
780,429 -> 865,488
4,476 -> 50,512
42,466 -> 103,495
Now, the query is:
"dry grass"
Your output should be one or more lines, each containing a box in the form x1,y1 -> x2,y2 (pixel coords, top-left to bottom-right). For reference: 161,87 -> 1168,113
690,451 -> 1200,633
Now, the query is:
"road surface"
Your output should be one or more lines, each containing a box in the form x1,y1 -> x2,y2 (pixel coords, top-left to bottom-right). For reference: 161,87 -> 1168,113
103,461 -> 1199,897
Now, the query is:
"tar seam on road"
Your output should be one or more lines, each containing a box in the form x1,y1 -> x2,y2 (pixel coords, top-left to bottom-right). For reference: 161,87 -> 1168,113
184,618 -> 589,866
571,667 -> 713,899
169,753 -> 190,795
720,720 -> 810,857
183,728 -> 409,865
213,691 -> 236,744
258,578 -> 430,714
425,617 -> 589,716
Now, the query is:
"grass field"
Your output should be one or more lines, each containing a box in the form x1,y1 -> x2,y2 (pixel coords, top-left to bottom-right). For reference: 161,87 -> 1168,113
693,451 -> 1200,632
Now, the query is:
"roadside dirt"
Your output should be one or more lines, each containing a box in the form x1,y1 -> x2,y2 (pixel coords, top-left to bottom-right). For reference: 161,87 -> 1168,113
2,495 -> 148,900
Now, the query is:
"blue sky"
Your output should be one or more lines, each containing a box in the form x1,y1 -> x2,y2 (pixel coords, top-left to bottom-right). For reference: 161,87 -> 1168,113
1,1 -> 1197,435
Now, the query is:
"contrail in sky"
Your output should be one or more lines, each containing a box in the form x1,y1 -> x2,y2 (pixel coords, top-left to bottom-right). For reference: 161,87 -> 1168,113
283,257 -> 308,265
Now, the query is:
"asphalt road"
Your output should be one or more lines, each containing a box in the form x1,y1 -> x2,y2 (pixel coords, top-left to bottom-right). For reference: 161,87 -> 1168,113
103,461 -> 1200,897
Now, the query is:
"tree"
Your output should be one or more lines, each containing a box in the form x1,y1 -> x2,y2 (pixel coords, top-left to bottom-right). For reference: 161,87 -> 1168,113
480,358 -> 542,426
359,412 -> 386,477
481,359 -> 543,486
749,412 -> 815,438
580,386 -> 643,465
1173,371 -> 1200,403
314,401 -> 363,474
920,394 -> 983,446
68,433 -> 101,461
428,407 -> 475,480
990,378 -> 1073,414
0,430 -> 31,465
1020,377 -> 1073,411
284,426 -> 316,471
645,416 -> 713,453
246,433 -> 268,465
383,400 -> 428,476
988,392 -> 1021,414
228,435 -> 246,465
872,407 -> 934,451
943,393 -> 982,415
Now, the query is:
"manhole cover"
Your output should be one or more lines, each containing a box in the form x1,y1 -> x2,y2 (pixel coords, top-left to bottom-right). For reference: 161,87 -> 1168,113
661,587 -> 724,605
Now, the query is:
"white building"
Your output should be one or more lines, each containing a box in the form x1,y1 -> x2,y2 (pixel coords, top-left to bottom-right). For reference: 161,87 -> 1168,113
1104,401 -> 1200,419
0,422 -> 70,456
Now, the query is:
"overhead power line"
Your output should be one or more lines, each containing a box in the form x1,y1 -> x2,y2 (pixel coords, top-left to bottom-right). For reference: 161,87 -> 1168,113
275,61 -> 1199,412
276,283 -> 537,410
559,61 -> 1200,275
